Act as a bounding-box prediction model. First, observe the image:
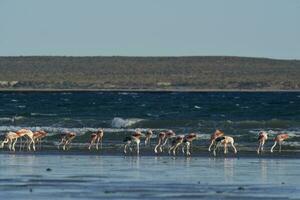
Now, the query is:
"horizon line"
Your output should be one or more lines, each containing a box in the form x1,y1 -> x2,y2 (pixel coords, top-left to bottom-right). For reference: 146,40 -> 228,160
0,55 -> 299,61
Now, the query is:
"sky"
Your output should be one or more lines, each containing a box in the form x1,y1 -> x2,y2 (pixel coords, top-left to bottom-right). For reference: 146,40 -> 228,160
0,0 -> 299,59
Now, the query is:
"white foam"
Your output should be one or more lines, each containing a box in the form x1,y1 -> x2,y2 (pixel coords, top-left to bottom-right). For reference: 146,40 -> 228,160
196,133 -> 211,140
0,126 -> 162,136
111,117 -> 143,128
0,117 -> 11,122
17,105 -> 26,108
0,116 -> 23,122
30,113 -> 58,116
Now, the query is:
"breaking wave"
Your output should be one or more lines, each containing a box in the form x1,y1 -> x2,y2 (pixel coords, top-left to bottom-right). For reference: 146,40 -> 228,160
0,126 -> 155,136
30,113 -> 58,117
0,116 -> 24,122
111,117 -> 144,128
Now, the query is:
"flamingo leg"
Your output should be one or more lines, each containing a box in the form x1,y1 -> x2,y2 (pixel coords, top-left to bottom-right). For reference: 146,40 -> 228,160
271,141 -> 277,153
279,142 -> 282,152
186,142 -> 191,156
182,144 -> 185,154
57,138 -> 65,149
261,141 -> 265,152
208,140 -> 214,152
1,138 -> 9,149
154,139 -> 161,153
8,139 -> 12,151
224,143 -> 228,154
136,140 -> 140,155
257,142 -> 261,154
19,137 -> 23,151
168,144 -> 175,155
124,144 -> 128,154
162,138 -> 169,147
88,140 -> 94,150
12,138 -> 18,152
213,142 -> 221,157
172,143 -> 182,156
231,142 -> 237,154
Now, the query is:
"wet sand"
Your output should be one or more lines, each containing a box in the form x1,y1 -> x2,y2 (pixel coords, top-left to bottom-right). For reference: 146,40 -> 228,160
0,153 -> 300,199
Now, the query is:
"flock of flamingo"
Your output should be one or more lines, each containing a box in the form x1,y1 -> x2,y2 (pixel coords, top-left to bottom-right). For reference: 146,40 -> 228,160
0,128 -> 289,156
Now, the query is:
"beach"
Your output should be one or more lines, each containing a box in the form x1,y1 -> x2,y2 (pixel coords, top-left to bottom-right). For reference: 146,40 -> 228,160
0,154 -> 299,199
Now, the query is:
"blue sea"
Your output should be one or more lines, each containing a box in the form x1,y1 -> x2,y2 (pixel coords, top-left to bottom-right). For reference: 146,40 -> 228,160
0,92 -> 299,149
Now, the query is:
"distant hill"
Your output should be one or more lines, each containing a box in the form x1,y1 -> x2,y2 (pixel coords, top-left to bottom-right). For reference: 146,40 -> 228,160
0,56 -> 299,91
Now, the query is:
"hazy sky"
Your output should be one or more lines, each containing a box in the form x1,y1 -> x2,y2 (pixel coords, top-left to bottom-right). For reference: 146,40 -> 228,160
1,0 -> 299,59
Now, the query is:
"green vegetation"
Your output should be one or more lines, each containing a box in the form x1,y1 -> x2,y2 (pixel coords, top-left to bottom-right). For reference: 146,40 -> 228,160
0,56 -> 299,90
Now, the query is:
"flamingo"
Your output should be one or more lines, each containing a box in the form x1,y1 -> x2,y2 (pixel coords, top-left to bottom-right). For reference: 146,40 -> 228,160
58,132 -> 76,150
213,136 -> 237,156
154,132 -> 166,153
0,132 -> 20,151
208,129 -> 224,152
270,133 -> 289,153
257,131 -> 268,154
168,135 -> 184,156
33,130 -> 48,150
144,129 -> 153,146
88,129 -> 104,150
123,131 -> 144,155
182,133 -> 197,156
15,129 -> 36,151
162,130 -> 176,147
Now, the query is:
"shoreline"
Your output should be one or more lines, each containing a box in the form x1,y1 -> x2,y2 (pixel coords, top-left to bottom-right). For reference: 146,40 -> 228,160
1,149 -> 300,159
0,88 -> 300,92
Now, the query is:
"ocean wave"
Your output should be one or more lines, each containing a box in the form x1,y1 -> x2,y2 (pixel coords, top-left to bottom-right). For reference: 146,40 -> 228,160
17,105 -> 26,108
225,119 -> 300,129
196,133 -> 211,140
111,117 -> 144,128
30,113 -> 58,117
0,118 -> 11,122
0,116 -> 24,122
0,126 -> 159,136
285,141 -> 300,147
248,129 -> 300,138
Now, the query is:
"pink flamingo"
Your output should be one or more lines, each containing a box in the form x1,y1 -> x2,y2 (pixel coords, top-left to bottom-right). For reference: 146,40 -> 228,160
182,133 -> 197,156
15,129 -> 36,151
168,135 -> 185,156
257,131 -> 268,154
88,129 -> 104,150
0,132 -> 20,151
154,132 -> 166,153
33,130 -> 48,150
162,130 -> 176,147
270,133 -> 289,153
123,131 -> 144,155
213,136 -> 237,156
208,129 -> 224,152
144,129 -> 153,146
58,132 -> 76,150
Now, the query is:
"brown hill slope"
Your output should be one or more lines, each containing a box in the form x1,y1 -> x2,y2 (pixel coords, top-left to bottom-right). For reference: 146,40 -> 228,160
0,56 -> 299,90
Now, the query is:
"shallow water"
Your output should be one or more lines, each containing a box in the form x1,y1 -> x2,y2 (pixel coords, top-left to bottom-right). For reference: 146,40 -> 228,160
0,154 -> 299,199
